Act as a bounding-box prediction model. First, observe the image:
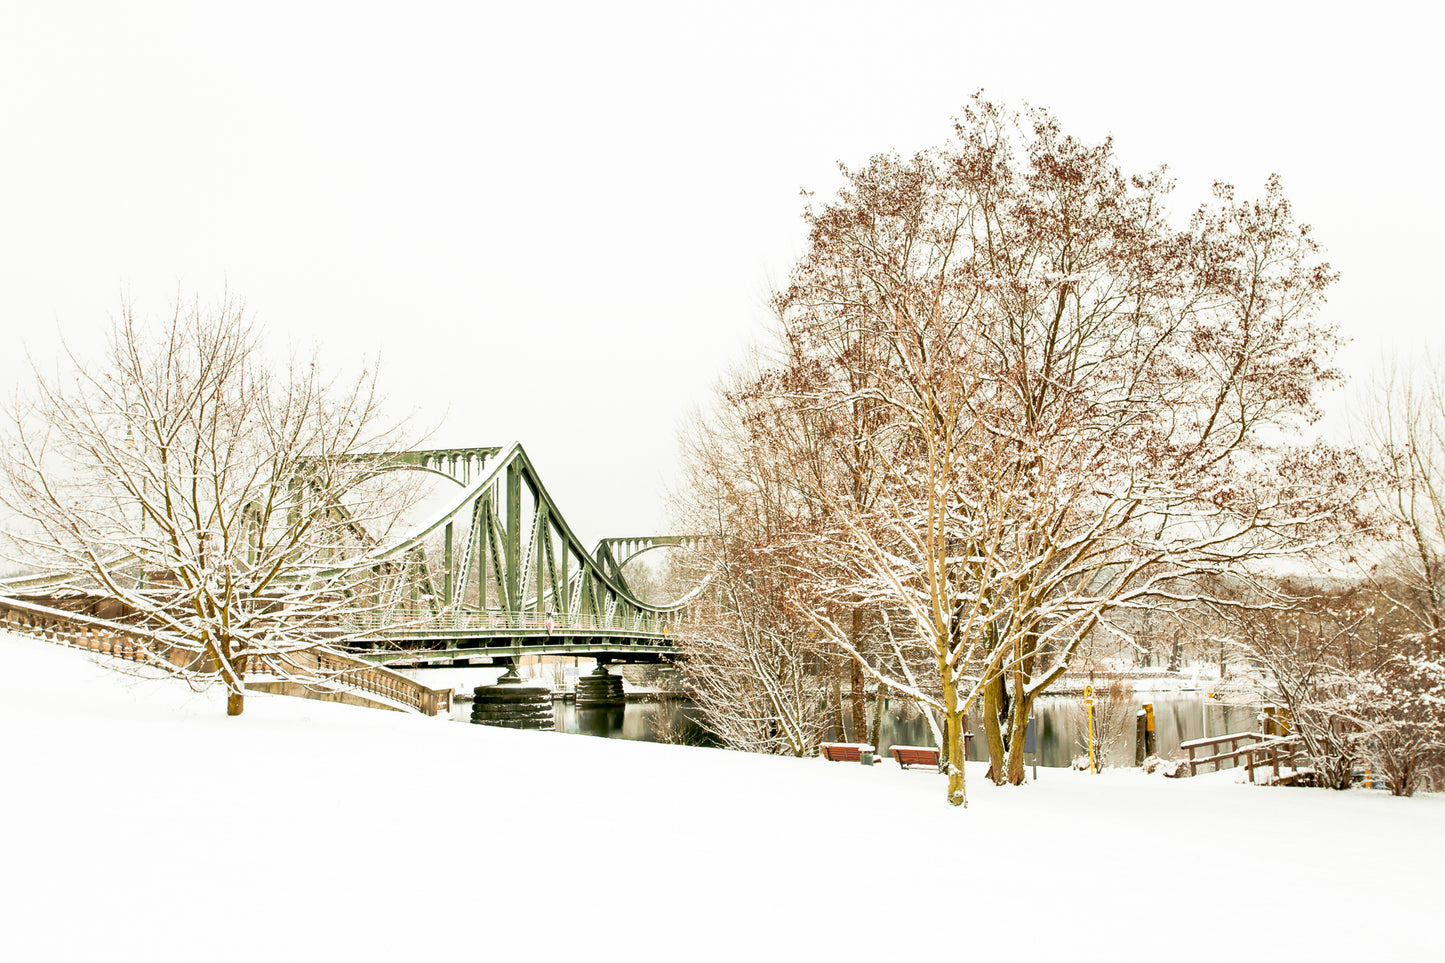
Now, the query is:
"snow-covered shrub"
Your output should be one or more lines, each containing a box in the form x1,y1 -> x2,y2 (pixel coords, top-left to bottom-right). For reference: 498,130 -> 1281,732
647,699 -> 714,749
1347,645 -> 1445,796
1228,583 -> 1366,789
1071,679 -> 1132,770
1142,754 -> 1185,777
1230,577 -> 1445,792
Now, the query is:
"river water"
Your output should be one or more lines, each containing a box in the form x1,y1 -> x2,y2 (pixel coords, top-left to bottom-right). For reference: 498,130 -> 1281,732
415,666 -> 1256,768
871,690 -> 1259,768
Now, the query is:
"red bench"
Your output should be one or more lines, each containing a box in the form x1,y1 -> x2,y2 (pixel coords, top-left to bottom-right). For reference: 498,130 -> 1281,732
890,735 -> 971,770
820,743 -> 874,762
891,745 -> 940,769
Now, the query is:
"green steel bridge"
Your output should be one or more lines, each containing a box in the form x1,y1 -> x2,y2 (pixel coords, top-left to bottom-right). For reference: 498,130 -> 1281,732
323,443 -> 705,669
1,442 -> 707,672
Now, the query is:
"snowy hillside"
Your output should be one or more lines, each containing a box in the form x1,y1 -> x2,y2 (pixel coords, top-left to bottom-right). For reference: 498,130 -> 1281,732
2,631 -> 1441,961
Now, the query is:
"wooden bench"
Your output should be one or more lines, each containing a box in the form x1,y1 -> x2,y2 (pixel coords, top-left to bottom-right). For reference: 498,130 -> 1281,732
890,734 -> 972,770
891,746 -> 940,769
820,742 -> 874,763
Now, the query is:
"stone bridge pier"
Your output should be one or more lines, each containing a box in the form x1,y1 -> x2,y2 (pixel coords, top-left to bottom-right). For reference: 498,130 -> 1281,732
469,659 -> 553,729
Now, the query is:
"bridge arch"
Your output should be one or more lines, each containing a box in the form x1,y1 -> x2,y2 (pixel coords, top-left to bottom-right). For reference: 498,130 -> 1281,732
327,443 -> 703,660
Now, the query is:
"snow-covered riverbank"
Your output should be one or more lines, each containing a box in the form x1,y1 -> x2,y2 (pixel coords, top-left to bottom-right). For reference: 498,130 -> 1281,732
3,631 -> 1441,962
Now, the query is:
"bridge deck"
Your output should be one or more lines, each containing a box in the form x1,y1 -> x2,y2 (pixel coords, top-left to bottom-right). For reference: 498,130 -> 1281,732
342,615 -> 678,667
353,638 -> 675,667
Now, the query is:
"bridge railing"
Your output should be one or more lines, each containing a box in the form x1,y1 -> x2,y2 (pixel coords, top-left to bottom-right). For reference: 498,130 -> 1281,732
247,650 -> 452,716
341,610 -> 682,638
0,594 -> 451,716
1,595 -> 209,672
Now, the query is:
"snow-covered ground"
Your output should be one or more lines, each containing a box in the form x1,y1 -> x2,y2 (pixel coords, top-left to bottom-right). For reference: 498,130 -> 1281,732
3,632 -> 1441,962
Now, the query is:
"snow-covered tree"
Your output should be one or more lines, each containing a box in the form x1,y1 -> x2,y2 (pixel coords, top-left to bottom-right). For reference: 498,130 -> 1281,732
1323,356 -> 1445,791
668,379 -> 834,756
719,98 -> 1350,805
1349,641 -> 1445,795
1231,584 -> 1367,789
0,296 -> 417,715
672,542 -> 832,756
671,360 -> 948,757
1360,357 -> 1445,640
1233,578 -> 1445,794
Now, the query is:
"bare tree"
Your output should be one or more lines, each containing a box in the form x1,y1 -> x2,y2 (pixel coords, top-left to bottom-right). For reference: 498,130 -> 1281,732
668,382 -> 832,756
1356,357 -> 1445,637
1231,576 -> 1445,794
0,296 -> 416,715
672,545 -> 832,756
1334,357 -> 1445,791
1231,583 -> 1365,789
720,97 -> 1349,805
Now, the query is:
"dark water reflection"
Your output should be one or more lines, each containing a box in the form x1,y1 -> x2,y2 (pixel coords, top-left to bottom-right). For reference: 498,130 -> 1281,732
450,696 -> 716,746
450,688 -> 1253,767
840,692 -> 1259,767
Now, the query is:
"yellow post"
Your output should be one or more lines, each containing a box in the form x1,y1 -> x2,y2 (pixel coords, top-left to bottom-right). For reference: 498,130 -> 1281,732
1144,702 -> 1156,758
1085,684 -> 1097,773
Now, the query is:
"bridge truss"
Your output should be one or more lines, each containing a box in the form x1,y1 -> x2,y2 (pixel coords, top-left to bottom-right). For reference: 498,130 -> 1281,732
336,443 -> 700,667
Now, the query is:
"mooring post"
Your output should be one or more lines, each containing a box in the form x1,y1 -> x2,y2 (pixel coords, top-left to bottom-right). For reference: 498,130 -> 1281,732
1025,716 -> 1037,781
1143,702 -> 1156,758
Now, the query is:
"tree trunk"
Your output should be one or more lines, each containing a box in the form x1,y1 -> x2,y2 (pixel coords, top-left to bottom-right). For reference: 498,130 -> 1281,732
849,609 -> 867,743
869,677 -> 885,751
226,652 -> 248,716
850,658 -> 867,744
207,640 -> 247,716
942,672 -> 967,807
982,673 -> 1008,784
829,662 -> 846,741
1005,692 -> 1037,785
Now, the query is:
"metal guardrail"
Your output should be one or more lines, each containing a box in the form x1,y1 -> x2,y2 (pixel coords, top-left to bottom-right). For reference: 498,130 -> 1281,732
341,610 -> 681,638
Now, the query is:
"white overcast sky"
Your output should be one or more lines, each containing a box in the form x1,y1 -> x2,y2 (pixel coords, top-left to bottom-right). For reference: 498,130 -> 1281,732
2,1 -> 1442,543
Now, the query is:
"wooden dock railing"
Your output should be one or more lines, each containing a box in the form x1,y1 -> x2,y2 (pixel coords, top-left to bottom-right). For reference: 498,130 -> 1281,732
1179,730 -> 1304,783
0,595 -> 451,716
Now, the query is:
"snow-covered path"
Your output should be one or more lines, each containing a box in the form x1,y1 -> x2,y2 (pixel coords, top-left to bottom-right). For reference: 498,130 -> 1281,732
2,632 -> 1441,961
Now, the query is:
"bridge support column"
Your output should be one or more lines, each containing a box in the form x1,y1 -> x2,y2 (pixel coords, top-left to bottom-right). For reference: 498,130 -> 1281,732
470,662 -> 554,730
575,662 -> 626,708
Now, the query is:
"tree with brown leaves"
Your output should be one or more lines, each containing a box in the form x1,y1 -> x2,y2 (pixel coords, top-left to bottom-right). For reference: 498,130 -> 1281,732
718,97 -> 1351,805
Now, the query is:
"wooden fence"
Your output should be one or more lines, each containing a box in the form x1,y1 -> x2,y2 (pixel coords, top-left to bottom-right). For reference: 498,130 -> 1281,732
0,595 -> 451,716
1179,730 -> 1304,783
